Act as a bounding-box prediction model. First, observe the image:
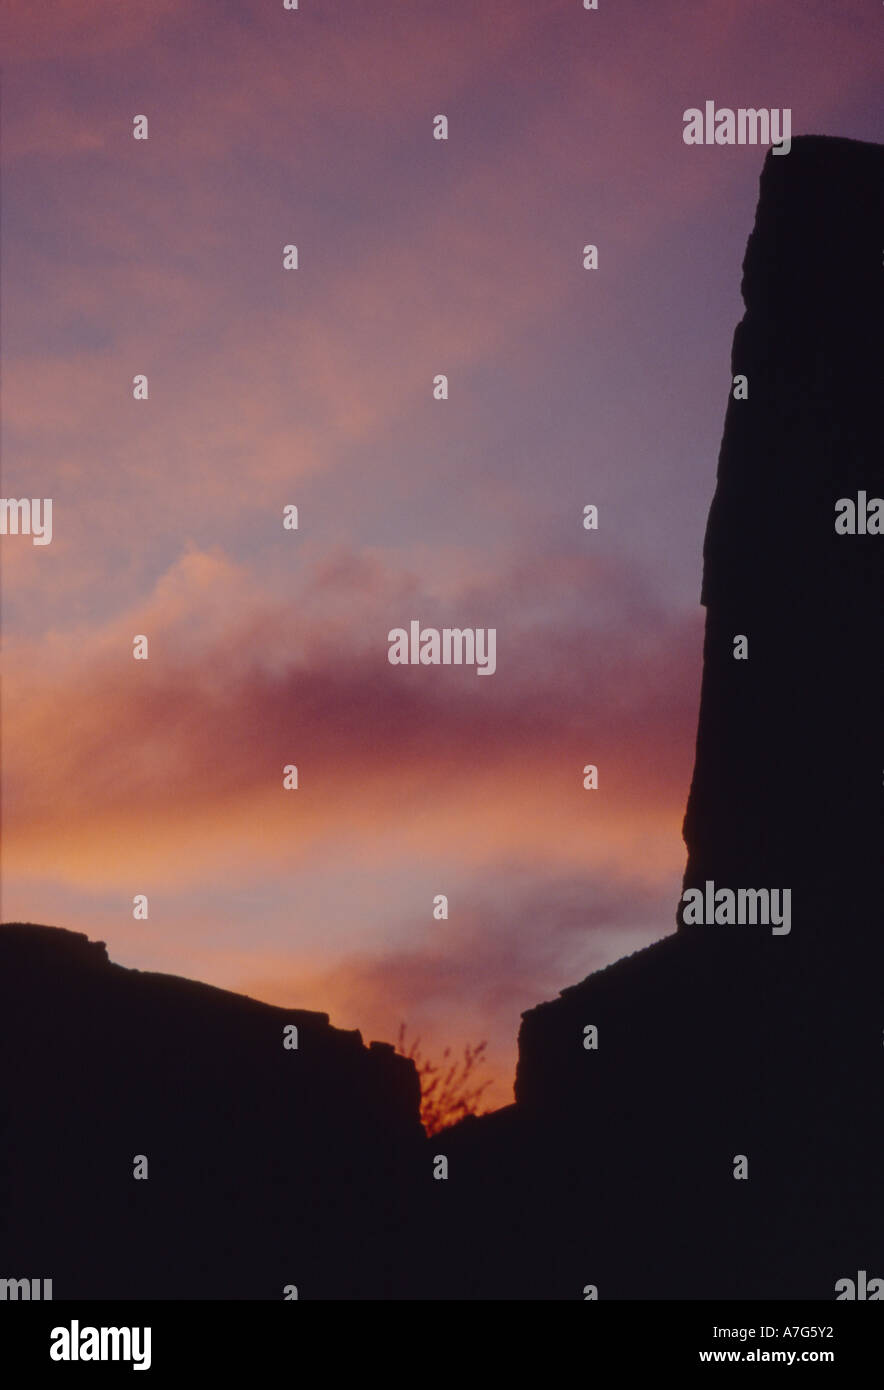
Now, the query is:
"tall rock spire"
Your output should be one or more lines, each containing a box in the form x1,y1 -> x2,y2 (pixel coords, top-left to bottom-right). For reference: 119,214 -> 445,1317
681,136 -> 884,928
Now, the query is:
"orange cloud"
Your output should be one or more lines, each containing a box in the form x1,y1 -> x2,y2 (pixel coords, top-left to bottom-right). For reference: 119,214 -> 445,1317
3,543 -> 702,892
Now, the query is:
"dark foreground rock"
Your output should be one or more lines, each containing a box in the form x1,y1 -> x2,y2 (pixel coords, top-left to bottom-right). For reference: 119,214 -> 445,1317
0,924 -> 426,1298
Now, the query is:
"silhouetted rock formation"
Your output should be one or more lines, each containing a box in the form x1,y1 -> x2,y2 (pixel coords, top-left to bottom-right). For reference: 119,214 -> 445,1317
682,135 -> 884,922
0,924 -> 425,1299
428,136 -> 884,1299
2,137 -> 881,1302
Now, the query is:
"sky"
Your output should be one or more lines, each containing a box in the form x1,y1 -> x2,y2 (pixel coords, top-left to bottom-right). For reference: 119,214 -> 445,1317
1,0 -> 880,1109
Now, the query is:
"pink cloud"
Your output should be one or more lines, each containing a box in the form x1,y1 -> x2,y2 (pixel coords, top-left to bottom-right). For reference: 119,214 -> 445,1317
3,543 -> 702,891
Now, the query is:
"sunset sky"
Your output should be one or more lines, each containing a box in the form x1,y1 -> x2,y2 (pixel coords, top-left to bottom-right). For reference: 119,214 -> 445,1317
2,0 -> 880,1107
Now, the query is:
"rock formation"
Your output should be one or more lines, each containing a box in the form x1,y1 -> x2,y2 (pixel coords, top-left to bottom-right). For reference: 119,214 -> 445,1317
1,136 -> 881,1301
0,924 -> 425,1298
682,134 -> 883,924
430,135 -> 884,1299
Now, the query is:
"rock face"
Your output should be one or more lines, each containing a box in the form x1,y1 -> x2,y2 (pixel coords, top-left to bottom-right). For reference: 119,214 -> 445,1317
0,924 -> 425,1299
430,136 -> 884,1299
1,137 -> 881,1302
682,135 -> 883,925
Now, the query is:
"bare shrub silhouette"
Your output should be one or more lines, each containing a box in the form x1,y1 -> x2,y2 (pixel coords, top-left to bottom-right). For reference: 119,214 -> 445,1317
396,1023 -> 493,1136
